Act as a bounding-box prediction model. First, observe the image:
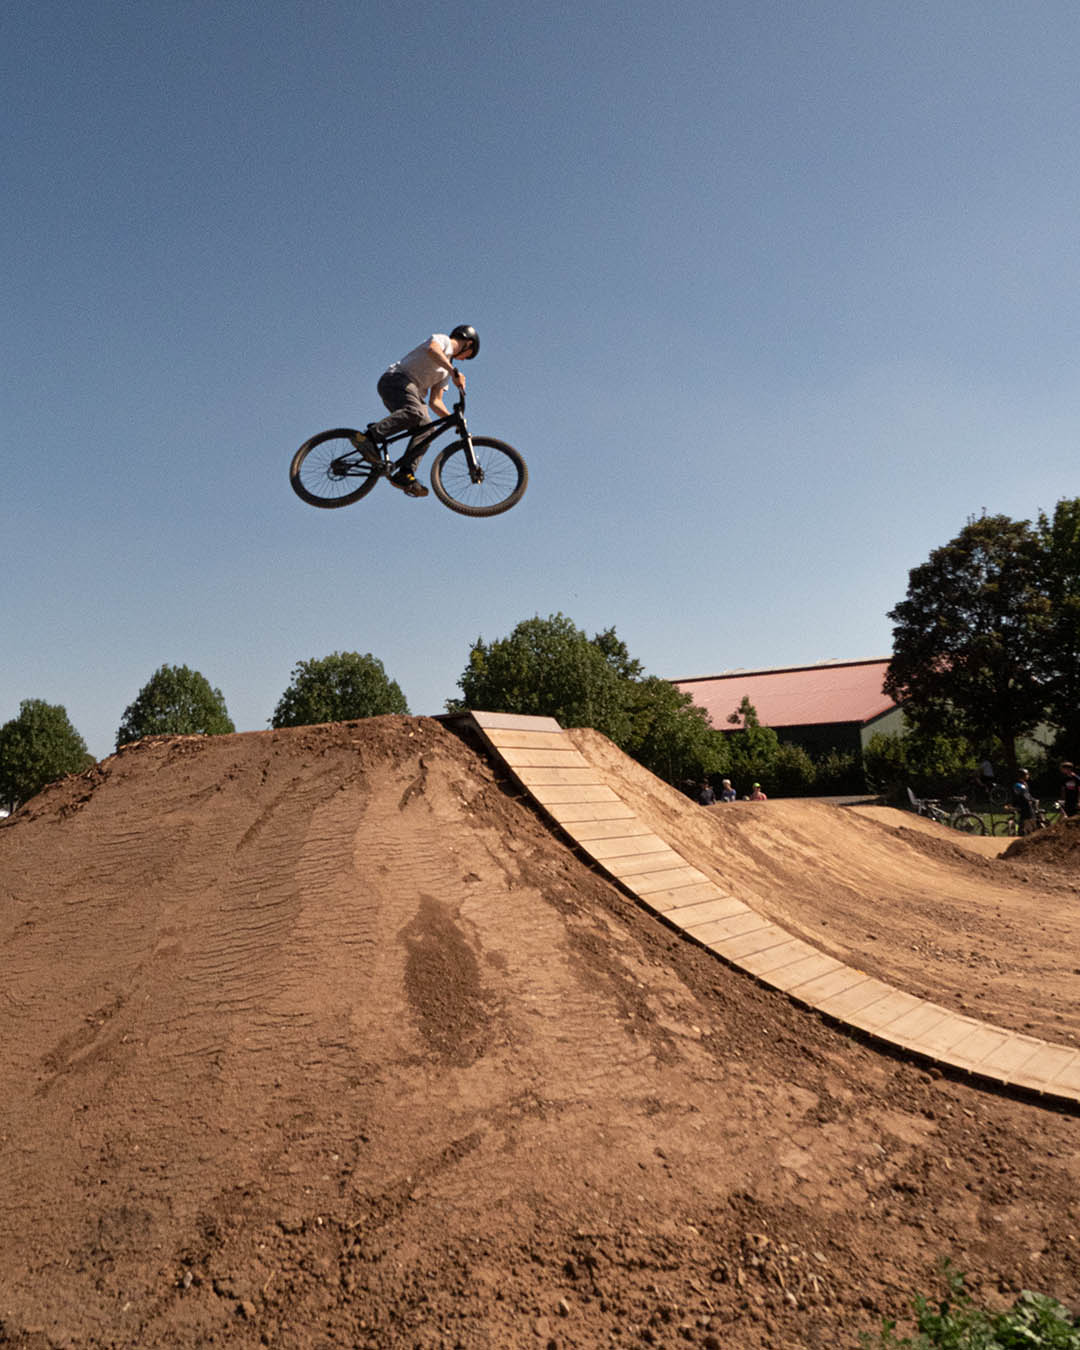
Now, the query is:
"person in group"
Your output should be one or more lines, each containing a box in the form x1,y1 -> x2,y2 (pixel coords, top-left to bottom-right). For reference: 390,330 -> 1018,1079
364,325 -> 480,497
749,782 -> 767,801
697,781 -> 716,805
719,779 -> 736,802
1011,768 -> 1036,834
1060,761 -> 1079,818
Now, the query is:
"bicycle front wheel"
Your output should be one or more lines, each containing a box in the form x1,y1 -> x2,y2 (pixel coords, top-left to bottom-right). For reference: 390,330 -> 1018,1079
951,812 -> 986,835
430,437 -> 527,518
290,430 -> 380,508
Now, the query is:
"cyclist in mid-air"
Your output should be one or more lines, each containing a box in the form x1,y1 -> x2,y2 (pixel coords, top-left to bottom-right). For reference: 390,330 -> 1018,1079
364,325 -> 480,497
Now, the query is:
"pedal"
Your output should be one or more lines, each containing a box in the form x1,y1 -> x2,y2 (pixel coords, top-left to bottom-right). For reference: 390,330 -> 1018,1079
352,433 -> 382,466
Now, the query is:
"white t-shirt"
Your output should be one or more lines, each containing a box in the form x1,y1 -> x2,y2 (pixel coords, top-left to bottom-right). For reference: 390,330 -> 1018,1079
384,334 -> 454,396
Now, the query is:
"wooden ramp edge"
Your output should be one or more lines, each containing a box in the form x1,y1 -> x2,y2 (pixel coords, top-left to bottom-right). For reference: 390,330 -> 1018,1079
457,711 -> 1080,1109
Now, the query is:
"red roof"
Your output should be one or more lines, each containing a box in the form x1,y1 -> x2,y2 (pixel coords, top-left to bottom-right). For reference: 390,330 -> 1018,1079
673,659 -> 897,730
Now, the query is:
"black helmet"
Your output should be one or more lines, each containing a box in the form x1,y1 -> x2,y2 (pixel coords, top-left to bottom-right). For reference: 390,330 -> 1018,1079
450,324 -> 479,356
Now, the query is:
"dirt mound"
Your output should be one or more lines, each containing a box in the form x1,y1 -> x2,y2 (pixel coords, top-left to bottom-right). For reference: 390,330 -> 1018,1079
567,730 -> 1080,1046
2,717 -> 1079,1348
1003,812 -> 1080,865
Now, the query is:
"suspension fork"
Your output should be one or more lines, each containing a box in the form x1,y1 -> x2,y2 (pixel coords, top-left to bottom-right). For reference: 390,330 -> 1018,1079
456,410 -> 482,479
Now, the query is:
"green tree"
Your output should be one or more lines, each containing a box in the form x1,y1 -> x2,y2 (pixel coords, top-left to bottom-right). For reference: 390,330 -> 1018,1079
271,651 -> 408,728
725,697 -> 780,792
864,723 -> 977,801
117,664 -> 235,748
884,514 -> 1049,778
1035,497 -> 1080,756
452,614 -> 633,744
770,742 -> 818,796
623,676 -> 729,784
0,698 -> 94,811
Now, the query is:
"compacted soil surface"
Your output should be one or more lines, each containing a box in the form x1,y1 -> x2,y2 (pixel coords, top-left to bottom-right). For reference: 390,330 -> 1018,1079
1,716 -> 1078,1349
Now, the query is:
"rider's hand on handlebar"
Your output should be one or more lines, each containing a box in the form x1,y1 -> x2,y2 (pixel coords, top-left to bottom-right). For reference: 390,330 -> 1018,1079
451,367 -> 466,391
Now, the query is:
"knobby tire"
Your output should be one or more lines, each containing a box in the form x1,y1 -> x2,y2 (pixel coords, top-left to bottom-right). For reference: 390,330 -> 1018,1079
430,437 -> 527,518
290,430 -> 380,508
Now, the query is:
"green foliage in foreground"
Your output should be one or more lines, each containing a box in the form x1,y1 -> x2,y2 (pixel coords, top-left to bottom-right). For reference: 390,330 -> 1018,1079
864,1266 -> 1080,1348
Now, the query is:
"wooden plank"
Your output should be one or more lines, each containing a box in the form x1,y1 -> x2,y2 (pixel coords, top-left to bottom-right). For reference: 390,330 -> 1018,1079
545,801 -> 636,823
585,834 -> 673,861
662,895 -> 744,926
760,950 -> 844,990
815,978 -> 895,1021
514,767 -> 606,787
784,965 -> 870,1005
604,848 -> 687,877
528,784 -> 621,804
972,1035 -> 1045,1079
691,911 -> 770,945
622,865 -> 710,894
483,730 -> 570,751
569,818 -> 653,842
647,882 -> 730,912
1009,1045 -> 1080,1093
844,989 -> 927,1034
873,1001 -> 952,1045
1047,1055 -> 1080,1094
470,711 -> 563,733
715,930 -> 802,967
946,1024 -> 1013,1071
498,747 -> 589,768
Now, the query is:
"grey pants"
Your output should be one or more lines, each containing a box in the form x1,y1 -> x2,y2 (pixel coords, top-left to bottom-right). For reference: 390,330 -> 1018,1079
370,371 -> 441,474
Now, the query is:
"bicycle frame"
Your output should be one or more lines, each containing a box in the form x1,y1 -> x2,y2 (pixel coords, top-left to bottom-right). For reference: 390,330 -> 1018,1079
348,396 -> 480,479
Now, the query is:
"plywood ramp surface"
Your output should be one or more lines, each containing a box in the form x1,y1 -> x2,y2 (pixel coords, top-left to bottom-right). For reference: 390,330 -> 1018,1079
461,711 -> 1080,1108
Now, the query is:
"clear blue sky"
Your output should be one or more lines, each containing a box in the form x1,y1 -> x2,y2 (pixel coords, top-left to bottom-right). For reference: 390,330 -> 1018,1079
4,0 -> 1078,761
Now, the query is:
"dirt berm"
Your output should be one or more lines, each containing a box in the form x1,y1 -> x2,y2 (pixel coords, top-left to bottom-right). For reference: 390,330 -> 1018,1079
1,716 -> 1078,1349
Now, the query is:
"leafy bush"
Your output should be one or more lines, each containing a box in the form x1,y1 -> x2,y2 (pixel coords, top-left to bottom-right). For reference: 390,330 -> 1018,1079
117,664 -> 234,747
271,652 -> 409,728
0,699 -> 94,811
864,1265 -> 1080,1348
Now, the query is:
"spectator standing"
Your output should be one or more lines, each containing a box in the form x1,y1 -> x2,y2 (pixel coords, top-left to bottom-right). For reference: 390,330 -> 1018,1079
1012,768 -> 1036,834
719,779 -> 736,802
697,781 -> 716,805
749,782 -> 767,802
1061,762 -> 1080,818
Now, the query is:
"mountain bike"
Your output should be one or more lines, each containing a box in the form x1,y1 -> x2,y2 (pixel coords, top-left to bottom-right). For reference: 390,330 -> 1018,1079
907,788 -> 985,835
289,393 -> 527,518
991,799 -> 1061,836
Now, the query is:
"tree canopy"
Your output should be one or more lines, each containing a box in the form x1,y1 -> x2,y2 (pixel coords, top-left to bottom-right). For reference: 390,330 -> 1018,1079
454,614 -> 633,744
0,698 -> 94,811
452,613 -> 728,785
116,664 -> 235,748
271,651 -> 409,728
884,513 -> 1050,774
1035,498 -> 1080,755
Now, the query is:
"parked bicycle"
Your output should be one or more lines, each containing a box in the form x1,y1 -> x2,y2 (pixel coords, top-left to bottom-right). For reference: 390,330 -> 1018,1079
289,392 -> 527,518
906,787 -> 985,835
991,799 -> 1061,836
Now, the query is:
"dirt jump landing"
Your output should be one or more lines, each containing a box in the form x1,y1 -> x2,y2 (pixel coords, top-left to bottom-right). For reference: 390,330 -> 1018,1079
464,713 -> 1080,1103
1,715 -> 1078,1349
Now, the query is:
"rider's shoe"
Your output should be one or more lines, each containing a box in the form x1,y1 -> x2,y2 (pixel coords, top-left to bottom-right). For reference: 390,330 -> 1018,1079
353,427 -> 382,465
389,467 -> 429,497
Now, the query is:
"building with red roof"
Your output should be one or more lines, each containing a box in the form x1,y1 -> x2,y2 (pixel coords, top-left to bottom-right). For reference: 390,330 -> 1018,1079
673,658 -> 904,758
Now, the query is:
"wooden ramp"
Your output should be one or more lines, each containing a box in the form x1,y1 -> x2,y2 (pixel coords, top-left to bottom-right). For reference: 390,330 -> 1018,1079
461,711 -> 1080,1108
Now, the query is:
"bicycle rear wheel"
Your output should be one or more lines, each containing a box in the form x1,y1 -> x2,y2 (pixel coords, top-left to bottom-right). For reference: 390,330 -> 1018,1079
429,437 -> 527,518
290,430 -> 380,508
